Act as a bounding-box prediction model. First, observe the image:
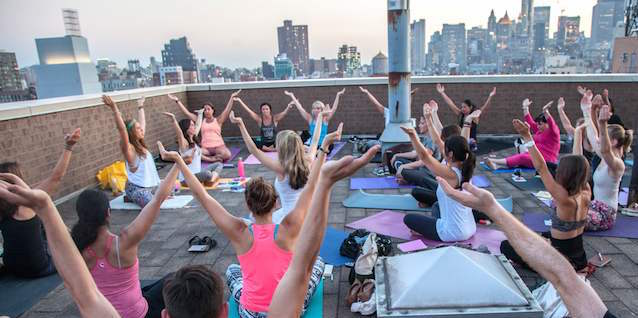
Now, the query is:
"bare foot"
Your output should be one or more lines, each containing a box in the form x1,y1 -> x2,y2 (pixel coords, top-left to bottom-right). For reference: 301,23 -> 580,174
157,141 -> 180,162
485,158 -> 497,170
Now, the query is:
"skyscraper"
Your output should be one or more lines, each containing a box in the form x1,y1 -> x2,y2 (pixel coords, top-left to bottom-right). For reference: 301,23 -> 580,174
557,16 -> 581,52
33,9 -> 101,99
410,19 -> 426,72
161,37 -> 198,83
277,20 -> 310,75
533,6 -> 551,49
521,0 -> 535,43
427,31 -> 443,73
441,23 -> 467,73
467,27 -> 488,64
371,52 -> 388,75
261,61 -> 275,80
0,51 -> 33,103
274,53 -> 294,80
488,10 -> 497,34
337,45 -> 361,75
496,12 -> 513,49
591,0 -> 626,49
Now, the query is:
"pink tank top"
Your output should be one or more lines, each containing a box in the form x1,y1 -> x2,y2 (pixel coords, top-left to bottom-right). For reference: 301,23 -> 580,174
87,235 -> 148,318
237,224 -> 293,312
200,118 -> 225,149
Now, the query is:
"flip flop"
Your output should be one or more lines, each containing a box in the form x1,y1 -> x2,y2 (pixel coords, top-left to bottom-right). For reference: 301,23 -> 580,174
357,279 -> 376,303
346,279 -> 362,306
188,235 -> 202,246
200,236 -> 218,250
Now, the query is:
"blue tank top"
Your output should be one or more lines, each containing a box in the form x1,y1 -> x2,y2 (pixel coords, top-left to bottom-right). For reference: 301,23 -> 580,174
308,120 -> 328,146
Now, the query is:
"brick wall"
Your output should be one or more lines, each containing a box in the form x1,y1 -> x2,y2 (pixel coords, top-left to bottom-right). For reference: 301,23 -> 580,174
0,92 -> 189,200
187,82 -> 638,138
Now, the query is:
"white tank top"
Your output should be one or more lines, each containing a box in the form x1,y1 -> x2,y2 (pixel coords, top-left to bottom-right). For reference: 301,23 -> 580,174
272,176 -> 303,224
125,150 -> 160,188
593,160 -> 621,210
178,145 -> 202,181
435,167 -> 476,242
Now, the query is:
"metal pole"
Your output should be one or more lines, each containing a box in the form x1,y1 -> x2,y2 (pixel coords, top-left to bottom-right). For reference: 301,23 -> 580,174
380,0 -> 412,148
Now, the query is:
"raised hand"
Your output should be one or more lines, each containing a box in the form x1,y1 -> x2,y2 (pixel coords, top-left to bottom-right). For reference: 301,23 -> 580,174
513,119 -> 532,139
101,95 -> 116,110
0,173 -> 51,211
592,94 -> 604,109
337,88 -> 346,96
161,112 -> 176,120
284,91 -> 296,99
542,101 -> 554,113
229,111 -> 243,125
577,86 -> 587,96
230,89 -> 242,98
437,177 -> 497,215
522,98 -> 533,109
167,93 -> 179,102
580,90 -> 593,108
422,103 -> 432,119
359,86 -> 369,94
557,97 -> 565,110
411,88 -> 419,95
489,87 -> 497,97
322,123 -> 343,148
603,89 -> 609,98
436,83 -> 445,94
400,126 -> 418,138
64,128 -> 81,147
157,141 -> 181,162
232,97 -> 241,103
137,96 -> 146,108
428,100 -> 439,112
320,145 -> 380,184
598,105 -> 611,123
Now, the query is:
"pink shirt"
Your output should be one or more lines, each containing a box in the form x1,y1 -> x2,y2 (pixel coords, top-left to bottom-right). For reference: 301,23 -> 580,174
87,235 -> 148,318
237,224 -> 293,312
200,118 -> 225,149
526,113 -> 560,164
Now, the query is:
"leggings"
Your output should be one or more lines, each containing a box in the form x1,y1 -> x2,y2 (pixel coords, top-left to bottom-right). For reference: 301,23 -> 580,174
142,274 -> 170,318
253,138 -> 275,150
403,203 -> 441,241
401,168 -> 438,206
505,153 -> 534,168
125,182 -> 155,208
500,233 -> 587,271
226,258 -> 325,318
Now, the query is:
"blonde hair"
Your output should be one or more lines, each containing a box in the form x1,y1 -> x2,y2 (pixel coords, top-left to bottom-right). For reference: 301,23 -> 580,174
125,119 -> 148,157
276,130 -> 309,189
311,101 -> 325,110
608,124 -> 633,154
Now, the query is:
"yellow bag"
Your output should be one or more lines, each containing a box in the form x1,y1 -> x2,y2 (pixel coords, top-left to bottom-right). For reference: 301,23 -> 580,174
96,161 -> 127,195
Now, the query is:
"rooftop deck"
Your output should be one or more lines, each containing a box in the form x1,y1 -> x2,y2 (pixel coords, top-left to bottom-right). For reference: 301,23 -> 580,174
16,142 -> 638,318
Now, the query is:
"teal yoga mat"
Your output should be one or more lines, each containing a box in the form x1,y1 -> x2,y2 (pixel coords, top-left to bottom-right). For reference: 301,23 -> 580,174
343,190 -> 429,211
505,176 -> 546,192
227,279 -> 323,317
0,273 -> 62,317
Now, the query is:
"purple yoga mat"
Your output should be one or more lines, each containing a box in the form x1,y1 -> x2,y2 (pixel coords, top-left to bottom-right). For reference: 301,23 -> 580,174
535,188 -> 628,209
523,212 -> 638,239
349,175 -> 491,190
201,147 -> 242,165
346,210 -> 506,254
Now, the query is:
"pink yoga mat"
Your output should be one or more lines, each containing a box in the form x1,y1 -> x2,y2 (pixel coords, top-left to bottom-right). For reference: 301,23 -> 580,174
346,210 -> 506,255
244,151 -> 278,165
398,240 -> 428,252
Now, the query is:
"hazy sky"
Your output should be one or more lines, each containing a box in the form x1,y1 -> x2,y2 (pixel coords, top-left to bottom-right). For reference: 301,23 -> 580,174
1,0 -> 598,69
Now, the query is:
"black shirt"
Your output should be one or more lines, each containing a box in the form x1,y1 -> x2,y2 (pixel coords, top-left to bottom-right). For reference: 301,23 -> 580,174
0,215 -> 50,277
608,114 -> 624,128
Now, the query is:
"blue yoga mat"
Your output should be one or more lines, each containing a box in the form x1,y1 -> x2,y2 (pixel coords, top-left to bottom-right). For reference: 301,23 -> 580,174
0,273 -> 62,317
472,175 -> 492,188
320,227 -> 354,266
523,212 -> 638,239
625,159 -> 633,167
227,279 -> 324,317
343,190 -> 429,211
480,162 -> 535,174
505,176 -> 546,192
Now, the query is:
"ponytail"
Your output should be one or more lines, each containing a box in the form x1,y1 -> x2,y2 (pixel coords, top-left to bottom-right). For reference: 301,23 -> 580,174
71,190 -> 110,251
461,151 -> 476,184
444,135 -> 476,185
623,129 -> 633,154
608,125 -> 633,155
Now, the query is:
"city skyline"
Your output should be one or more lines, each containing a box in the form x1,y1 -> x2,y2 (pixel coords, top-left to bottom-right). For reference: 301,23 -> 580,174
1,0 -> 597,69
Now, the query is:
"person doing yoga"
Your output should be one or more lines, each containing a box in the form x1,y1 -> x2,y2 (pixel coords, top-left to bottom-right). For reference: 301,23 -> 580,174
161,112 -> 222,187
400,126 -> 477,242
168,90 -> 240,162
155,122 -> 343,318
485,98 -> 560,170
103,95 -> 160,208
71,165 -> 179,318
578,91 -> 630,231
286,89 -> 344,148
500,119 -> 590,272
0,128 -> 80,278
557,96 -> 595,163
233,97 -> 294,152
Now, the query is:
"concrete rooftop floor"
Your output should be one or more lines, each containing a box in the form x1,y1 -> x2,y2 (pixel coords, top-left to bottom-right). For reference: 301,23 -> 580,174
17,142 -> 638,318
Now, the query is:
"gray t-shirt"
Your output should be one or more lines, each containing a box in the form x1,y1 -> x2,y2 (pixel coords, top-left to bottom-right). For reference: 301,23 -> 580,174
421,135 -> 441,162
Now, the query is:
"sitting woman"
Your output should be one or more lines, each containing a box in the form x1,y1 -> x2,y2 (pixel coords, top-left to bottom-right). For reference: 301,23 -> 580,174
155,124 -> 343,318
162,112 -> 222,187
286,89 -> 344,150
233,97 -> 294,152
557,97 -> 595,162
168,90 -> 240,162
229,111 -> 327,223
103,95 -> 160,208
501,119 -> 591,272
579,92 -> 630,231
0,128 -> 80,278
400,126 -> 477,242
71,165 -> 179,318
485,98 -> 560,170
436,84 -> 496,150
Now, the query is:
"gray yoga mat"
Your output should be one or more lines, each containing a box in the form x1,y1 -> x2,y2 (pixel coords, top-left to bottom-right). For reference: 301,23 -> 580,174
343,190 -> 429,212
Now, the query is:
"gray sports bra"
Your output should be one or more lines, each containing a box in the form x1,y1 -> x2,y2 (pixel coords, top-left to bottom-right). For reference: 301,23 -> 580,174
550,209 -> 586,232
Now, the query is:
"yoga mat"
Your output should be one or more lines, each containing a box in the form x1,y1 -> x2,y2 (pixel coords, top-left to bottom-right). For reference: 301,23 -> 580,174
243,151 -> 278,165
620,187 -> 629,206
327,142 -> 347,159
480,162 -> 535,174
346,210 -> 506,254
398,240 -> 428,253
0,273 -> 62,317
625,159 -> 633,167
319,227 -> 353,266
179,178 -> 249,190
201,147 -> 242,164
227,280 -> 323,318
109,195 -> 193,210
523,212 -> 638,239
343,190 -> 428,211
505,176 -> 546,192
471,175 -> 492,188
497,197 -> 513,212
349,175 -> 492,190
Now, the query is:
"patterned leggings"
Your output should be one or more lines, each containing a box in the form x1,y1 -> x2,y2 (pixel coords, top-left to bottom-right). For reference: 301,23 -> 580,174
124,182 -> 155,208
226,257 -> 325,318
586,200 -> 617,232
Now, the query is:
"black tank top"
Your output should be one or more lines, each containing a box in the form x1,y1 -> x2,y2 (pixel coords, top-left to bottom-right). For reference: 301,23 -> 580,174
261,119 -> 277,144
0,215 -> 50,277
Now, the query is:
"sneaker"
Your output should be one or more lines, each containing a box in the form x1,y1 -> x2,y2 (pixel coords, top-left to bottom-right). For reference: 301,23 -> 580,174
372,166 -> 386,176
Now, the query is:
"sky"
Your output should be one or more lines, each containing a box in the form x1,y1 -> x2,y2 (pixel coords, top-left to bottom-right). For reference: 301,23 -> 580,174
0,0 -> 598,69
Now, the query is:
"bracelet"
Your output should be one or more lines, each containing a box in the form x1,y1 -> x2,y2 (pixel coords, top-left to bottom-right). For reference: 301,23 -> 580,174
64,144 -> 74,151
522,140 -> 535,148
319,147 -> 330,155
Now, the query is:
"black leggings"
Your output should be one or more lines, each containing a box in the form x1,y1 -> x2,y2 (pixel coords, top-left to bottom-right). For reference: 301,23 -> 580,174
253,138 -> 275,150
403,203 -> 441,241
142,274 -> 171,318
401,168 -> 438,207
500,233 -> 587,271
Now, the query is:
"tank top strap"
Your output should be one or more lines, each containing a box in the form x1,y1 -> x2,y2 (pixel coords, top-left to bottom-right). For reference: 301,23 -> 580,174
273,224 -> 280,240
115,236 -> 122,269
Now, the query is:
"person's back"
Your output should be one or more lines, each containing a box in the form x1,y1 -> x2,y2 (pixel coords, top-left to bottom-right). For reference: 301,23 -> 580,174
435,167 -> 476,241
272,176 -> 303,223
0,213 -> 52,277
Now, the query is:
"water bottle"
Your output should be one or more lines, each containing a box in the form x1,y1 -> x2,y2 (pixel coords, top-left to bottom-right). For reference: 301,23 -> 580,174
238,157 -> 245,178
